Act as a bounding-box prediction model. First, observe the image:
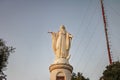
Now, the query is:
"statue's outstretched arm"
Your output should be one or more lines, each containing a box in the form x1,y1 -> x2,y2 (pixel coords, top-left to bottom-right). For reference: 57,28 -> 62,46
48,31 -> 57,55
48,32 -> 53,34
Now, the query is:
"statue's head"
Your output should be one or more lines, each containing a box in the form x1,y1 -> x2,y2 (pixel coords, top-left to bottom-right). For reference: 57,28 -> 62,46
60,25 -> 66,31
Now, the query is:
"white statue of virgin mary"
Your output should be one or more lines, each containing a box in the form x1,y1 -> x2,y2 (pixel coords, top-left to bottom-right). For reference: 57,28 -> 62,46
49,25 -> 73,63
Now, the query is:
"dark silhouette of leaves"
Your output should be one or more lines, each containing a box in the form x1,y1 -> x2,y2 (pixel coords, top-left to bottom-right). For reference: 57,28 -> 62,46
71,72 -> 89,80
100,61 -> 120,80
0,39 -> 15,80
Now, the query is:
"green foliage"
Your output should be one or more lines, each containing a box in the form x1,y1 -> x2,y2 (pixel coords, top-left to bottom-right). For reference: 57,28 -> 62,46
100,61 -> 120,80
0,39 -> 15,80
71,72 -> 89,80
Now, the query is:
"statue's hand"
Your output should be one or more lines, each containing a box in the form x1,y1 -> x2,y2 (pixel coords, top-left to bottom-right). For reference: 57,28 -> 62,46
66,54 -> 71,60
48,32 -> 53,34
69,34 -> 73,38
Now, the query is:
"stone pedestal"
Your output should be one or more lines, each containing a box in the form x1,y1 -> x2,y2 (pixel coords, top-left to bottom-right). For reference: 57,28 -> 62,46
49,63 -> 73,80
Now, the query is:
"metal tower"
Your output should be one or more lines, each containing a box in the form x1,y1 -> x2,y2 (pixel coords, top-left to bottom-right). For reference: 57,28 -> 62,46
100,0 -> 112,64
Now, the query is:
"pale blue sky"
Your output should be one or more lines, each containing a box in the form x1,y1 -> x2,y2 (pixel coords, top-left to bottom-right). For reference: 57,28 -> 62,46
0,0 -> 120,80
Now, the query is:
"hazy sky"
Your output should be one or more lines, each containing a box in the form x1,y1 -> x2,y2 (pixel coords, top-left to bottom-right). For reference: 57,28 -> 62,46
0,0 -> 120,80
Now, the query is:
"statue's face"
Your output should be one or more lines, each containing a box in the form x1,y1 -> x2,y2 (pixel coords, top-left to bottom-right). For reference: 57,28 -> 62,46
60,25 -> 65,31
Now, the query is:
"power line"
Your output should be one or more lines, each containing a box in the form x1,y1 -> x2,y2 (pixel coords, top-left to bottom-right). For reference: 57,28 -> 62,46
74,0 -> 101,70
106,1 -> 120,17
71,0 -> 94,62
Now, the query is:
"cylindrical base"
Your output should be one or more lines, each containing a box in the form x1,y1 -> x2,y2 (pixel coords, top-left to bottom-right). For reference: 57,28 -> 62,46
49,63 -> 73,80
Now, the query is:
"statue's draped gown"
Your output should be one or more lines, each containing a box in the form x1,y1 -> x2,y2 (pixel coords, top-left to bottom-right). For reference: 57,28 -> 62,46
51,26 -> 72,59
56,31 -> 66,58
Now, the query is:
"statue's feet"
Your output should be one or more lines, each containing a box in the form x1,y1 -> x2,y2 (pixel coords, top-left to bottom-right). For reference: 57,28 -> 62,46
54,58 -> 69,64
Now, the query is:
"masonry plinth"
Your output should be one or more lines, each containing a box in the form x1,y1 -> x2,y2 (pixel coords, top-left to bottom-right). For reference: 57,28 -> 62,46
49,63 -> 73,80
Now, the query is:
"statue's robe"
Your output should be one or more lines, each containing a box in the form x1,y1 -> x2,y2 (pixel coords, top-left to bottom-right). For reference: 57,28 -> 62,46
56,31 -> 72,58
51,29 -> 72,59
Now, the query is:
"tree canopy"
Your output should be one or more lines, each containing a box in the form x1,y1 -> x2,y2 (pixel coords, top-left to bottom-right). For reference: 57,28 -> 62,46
100,61 -> 120,80
0,39 -> 15,80
71,72 -> 89,80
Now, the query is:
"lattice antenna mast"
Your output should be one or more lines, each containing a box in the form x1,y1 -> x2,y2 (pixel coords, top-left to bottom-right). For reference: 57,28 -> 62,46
100,0 -> 112,64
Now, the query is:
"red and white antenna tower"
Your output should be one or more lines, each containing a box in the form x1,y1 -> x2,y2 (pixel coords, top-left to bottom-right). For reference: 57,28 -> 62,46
100,0 -> 112,64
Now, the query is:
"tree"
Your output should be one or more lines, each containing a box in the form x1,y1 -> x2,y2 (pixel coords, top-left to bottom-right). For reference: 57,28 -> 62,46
71,72 -> 77,80
71,72 -> 89,80
0,39 -> 15,80
100,61 -> 120,80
